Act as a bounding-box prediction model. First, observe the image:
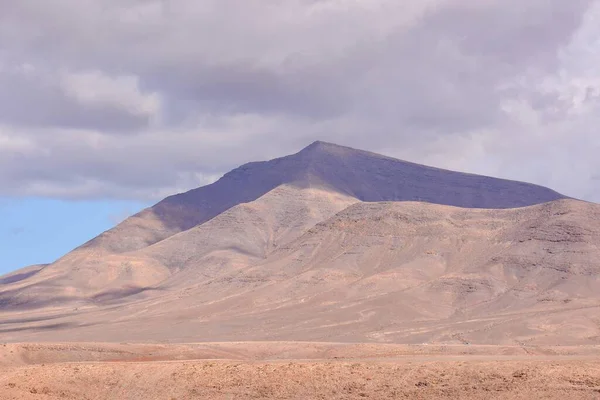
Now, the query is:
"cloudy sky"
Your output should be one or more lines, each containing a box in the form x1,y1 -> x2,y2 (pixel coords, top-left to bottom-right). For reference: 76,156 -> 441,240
1,0 -> 599,273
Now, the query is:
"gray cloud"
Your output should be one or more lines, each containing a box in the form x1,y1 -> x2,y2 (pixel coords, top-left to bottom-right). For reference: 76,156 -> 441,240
0,66 -> 158,131
0,0 -> 599,202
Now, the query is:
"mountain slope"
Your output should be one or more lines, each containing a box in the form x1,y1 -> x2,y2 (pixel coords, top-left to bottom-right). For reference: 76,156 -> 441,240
0,184 -> 356,307
1,199 -> 598,346
149,198 -> 598,345
137,184 -> 358,284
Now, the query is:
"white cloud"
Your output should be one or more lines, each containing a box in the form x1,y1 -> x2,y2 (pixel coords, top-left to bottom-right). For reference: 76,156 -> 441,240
60,70 -> 162,122
0,131 -> 35,152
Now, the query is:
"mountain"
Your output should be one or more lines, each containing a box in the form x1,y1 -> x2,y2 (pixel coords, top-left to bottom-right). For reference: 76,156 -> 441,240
2,141 -> 596,346
78,140 -> 567,255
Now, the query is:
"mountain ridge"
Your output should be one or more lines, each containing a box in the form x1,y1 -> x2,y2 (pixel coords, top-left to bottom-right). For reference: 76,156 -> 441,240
76,141 -> 568,257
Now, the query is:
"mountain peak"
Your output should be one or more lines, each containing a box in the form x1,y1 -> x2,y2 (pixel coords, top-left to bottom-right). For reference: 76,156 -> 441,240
296,141 -> 369,161
300,140 -> 344,153
298,140 -> 397,159
306,140 -> 335,148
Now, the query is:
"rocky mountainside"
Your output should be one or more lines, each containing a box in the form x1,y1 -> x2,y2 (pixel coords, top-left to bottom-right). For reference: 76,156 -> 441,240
2,141 -> 595,346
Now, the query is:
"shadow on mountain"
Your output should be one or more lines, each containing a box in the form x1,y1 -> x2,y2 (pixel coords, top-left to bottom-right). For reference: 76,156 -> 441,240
0,291 -> 78,311
91,286 -> 163,304
0,322 -> 80,334
0,314 -> 71,325
0,268 -> 45,285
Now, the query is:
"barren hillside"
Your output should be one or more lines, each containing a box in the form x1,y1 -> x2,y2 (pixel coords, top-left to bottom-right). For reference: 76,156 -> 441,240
1,196 -> 598,345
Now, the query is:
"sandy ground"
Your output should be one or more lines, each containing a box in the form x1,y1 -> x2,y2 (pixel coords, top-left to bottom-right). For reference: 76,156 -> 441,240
1,342 -> 599,399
